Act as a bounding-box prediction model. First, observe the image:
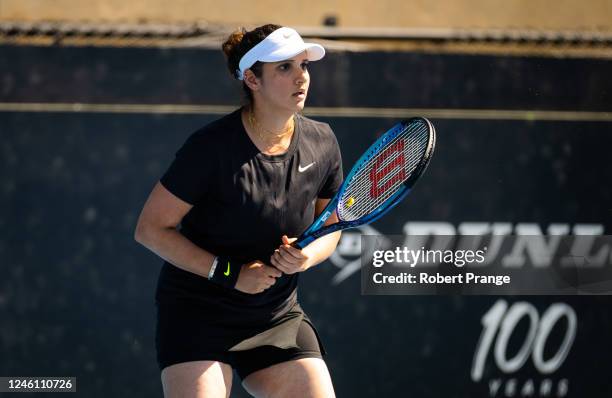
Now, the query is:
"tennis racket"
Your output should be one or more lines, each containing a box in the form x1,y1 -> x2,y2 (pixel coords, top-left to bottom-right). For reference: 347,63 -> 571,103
293,117 -> 436,249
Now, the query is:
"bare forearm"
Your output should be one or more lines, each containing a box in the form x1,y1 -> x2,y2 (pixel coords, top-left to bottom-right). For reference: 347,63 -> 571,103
303,231 -> 342,269
135,227 -> 214,278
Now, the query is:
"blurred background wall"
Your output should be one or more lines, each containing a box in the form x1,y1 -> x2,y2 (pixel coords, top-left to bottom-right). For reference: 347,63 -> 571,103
1,1 -> 611,397
1,0 -> 611,30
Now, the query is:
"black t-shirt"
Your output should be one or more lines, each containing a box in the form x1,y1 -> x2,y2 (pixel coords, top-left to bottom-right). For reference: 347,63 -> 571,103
156,108 -> 343,322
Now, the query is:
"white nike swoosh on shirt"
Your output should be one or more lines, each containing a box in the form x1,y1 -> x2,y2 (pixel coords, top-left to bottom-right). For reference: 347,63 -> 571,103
298,162 -> 315,172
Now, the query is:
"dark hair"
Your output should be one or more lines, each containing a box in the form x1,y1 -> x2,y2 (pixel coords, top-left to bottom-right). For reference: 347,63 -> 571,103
222,24 -> 282,103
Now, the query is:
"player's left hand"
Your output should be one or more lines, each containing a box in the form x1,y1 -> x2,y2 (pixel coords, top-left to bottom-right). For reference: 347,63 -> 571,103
270,235 -> 311,274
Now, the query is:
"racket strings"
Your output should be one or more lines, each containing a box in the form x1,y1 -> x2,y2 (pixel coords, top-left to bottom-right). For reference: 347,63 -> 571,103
338,122 -> 430,221
344,129 -> 424,217
340,131 -> 425,220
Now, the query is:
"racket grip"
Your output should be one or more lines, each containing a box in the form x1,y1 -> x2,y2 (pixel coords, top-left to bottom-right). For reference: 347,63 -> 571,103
292,236 -> 314,250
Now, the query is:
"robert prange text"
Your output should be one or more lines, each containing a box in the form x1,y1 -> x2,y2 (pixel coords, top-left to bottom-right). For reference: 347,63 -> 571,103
372,272 -> 511,286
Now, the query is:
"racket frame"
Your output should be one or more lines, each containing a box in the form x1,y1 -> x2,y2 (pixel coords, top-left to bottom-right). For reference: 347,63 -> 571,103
294,117 -> 436,249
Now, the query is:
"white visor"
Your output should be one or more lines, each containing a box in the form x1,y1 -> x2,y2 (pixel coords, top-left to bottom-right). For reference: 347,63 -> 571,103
236,27 -> 325,80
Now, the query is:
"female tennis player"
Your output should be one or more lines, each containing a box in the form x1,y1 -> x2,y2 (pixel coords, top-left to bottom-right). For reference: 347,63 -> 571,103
135,24 -> 342,397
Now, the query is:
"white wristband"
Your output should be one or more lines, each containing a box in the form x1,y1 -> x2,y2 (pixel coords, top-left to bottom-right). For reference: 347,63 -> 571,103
208,256 -> 219,280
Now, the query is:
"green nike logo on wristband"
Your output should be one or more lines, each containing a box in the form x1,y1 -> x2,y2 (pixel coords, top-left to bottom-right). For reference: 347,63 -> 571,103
224,262 -> 231,276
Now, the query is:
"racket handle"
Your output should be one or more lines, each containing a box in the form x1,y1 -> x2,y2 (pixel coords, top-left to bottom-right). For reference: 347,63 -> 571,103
292,236 -> 315,250
293,221 -> 345,250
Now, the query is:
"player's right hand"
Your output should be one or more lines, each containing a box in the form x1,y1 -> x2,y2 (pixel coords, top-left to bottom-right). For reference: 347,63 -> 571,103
234,261 -> 282,294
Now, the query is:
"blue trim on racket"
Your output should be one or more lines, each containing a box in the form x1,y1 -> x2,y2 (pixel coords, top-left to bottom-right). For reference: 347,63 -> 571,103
293,117 -> 436,249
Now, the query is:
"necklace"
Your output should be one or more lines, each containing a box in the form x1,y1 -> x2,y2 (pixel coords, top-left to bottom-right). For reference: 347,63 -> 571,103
248,107 -> 294,144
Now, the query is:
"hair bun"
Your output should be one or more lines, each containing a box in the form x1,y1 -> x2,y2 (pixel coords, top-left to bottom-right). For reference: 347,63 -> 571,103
222,28 -> 246,58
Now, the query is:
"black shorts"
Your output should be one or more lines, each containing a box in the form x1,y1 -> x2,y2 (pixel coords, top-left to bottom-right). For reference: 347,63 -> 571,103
156,300 -> 327,380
